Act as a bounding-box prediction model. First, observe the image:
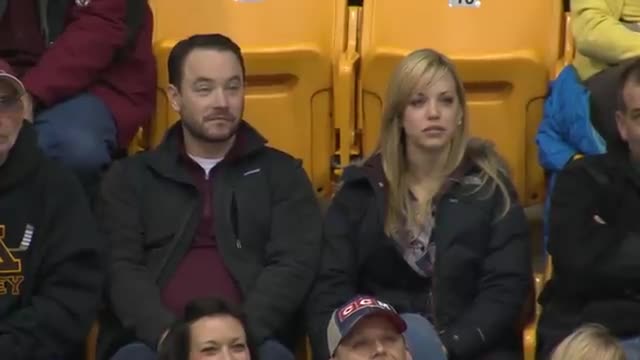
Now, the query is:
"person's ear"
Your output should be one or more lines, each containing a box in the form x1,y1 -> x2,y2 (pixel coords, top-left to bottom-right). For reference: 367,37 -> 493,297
167,84 -> 182,113
616,110 -> 629,142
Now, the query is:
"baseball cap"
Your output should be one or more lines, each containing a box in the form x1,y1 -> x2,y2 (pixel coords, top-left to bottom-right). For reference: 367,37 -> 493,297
327,295 -> 407,356
0,60 -> 25,97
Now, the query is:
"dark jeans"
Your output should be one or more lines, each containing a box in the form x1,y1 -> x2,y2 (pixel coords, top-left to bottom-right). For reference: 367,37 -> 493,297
34,92 -> 117,201
400,313 -> 447,360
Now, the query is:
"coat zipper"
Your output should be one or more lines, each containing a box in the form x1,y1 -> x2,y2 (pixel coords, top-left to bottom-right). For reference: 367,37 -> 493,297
431,247 -> 440,331
431,201 -> 442,333
155,200 -> 198,281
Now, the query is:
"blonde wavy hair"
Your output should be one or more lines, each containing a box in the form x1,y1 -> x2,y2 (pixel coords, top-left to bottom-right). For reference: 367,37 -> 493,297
550,324 -> 625,360
371,48 -> 512,238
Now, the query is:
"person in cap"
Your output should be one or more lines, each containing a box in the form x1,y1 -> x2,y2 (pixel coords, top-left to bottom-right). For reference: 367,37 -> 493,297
0,0 -> 156,199
328,296 -> 447,360
0,60 -> 105,359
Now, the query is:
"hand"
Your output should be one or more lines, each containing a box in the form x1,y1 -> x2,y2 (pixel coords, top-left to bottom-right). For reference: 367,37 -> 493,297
21,92 -> 34,122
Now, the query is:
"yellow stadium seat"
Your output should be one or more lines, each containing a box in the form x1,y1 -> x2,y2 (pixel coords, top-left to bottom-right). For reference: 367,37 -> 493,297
522,254 -> 553,360
149,0 -> 354,197
294,336 -> 313,360
523,14 -> 573,351
358,0 -> 564,206
544,255 -> 553,282
523,269 -> 544,360
564,13 -> 575,65
523,11 -> 575,215
127,127 -> 148,155
553,12 -> 575,77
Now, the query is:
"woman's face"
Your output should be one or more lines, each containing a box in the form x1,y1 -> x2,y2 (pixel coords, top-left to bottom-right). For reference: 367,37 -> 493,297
402,70 -> 461,152
189,315 -> 251,360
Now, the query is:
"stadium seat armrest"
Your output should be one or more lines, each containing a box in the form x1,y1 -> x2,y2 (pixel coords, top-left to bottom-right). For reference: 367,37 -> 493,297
332,7 -> 361,176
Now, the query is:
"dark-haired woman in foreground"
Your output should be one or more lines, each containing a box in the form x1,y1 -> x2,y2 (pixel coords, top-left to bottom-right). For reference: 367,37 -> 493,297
159,298 -> 256,360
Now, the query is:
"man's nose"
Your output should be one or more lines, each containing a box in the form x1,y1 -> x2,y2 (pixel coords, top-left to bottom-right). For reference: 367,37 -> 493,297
211,87 -> 228,108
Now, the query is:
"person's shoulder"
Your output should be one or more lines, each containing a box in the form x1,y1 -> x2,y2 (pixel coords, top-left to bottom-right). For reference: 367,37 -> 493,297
555,154 -> 616,194
561,153 -> 610,177
250,146 -> 310,185
463,138 -> 513,186
464,138 -> 509,172
104,150 -> 155,181
118,149 -> 156,167
39,158 -> 83,191
258,146 -> 303,168
565,152 -> 608,167
331,161 -> 379,211
35,159 -> 89,212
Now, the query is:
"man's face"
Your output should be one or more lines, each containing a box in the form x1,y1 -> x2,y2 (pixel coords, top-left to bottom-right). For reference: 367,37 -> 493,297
168,48 -> 244,144
0,80 -> 23,164
332,316 -> 411,360
616,80 -> 640,160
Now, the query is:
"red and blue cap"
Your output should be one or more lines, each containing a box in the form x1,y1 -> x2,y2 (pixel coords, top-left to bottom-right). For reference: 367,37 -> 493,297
0,60 -> 25,97
326,295 -> 407,355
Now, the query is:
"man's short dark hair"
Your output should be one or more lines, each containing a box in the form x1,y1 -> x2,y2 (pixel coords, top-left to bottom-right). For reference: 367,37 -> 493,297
158,298 -> 257,360
168,33 -> 246,89
617,58 -> 640,113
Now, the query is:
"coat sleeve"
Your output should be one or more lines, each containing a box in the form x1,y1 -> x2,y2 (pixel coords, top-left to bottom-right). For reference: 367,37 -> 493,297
22,0 -> 129,106
440,179 -> 533,359
547,160 -> 640,293
572,0 -> 640,65
305,184 -> 362,360
243,157 -> 323,345
536,69 -> 580,172
97,160 -> 175,349
0,168 -> 105,360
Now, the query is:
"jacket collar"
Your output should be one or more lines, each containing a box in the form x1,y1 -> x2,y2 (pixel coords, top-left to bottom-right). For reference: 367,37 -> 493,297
341,141 -> 480,197
146,120 -> 267,184
604,151 -> 640,188
0,122 -> 44,191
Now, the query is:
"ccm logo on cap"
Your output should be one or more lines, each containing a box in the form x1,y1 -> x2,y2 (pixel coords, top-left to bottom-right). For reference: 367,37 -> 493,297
338,298 -> 392,321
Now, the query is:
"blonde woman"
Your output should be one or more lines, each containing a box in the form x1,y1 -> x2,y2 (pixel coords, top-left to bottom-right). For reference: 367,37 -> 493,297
306,49 -> 532,360
550,325 -> 625,360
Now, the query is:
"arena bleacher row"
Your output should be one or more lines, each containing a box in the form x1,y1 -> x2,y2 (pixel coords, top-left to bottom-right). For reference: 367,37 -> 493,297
133,0 -> 568,205
88,1 -> 576,360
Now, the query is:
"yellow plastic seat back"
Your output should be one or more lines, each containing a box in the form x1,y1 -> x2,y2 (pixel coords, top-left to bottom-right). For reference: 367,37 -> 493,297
149,0 -> 350,197
564,12 -> 575,65
358,0 -> 564,205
